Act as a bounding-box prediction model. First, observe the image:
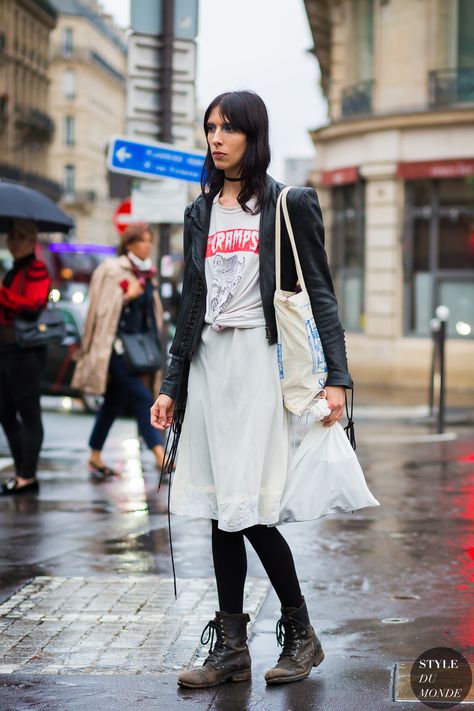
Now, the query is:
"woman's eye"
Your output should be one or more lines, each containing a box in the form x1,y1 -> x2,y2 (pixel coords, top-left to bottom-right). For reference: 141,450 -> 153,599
207,124 -> 215,133
223,123 -> 234,132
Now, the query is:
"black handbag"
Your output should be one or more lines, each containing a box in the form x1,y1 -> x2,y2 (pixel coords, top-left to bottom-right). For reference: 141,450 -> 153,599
120,331 -> 162,374
15,305 -> 66,349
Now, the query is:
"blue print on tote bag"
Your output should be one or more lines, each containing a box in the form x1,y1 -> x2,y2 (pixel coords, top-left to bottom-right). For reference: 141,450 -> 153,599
305,317 -> 328,382
277,342 -> 284,380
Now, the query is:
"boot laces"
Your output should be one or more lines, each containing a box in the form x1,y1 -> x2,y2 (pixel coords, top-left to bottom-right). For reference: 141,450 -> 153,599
200,619 -> 225,663
276,616 -> 308,659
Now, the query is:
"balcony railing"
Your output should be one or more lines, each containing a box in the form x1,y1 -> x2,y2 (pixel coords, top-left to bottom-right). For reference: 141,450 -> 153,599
15,105 -> 55,141
341,80 -> 373,117
429,67 -> 474,108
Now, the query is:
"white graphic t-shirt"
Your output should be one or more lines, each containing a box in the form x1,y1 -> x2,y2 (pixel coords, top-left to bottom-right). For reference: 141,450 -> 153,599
204,193 -> 266,331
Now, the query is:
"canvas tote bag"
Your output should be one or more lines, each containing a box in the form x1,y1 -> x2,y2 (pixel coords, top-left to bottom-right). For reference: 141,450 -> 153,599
274,186 -> 328,416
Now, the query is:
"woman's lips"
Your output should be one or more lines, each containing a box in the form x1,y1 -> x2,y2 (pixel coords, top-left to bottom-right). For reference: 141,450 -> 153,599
213,152 -> 226,158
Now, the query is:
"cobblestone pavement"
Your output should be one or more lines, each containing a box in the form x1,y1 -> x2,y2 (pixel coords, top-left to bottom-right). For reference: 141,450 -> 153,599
0,575 -> 269,674
0,576 -> 269,675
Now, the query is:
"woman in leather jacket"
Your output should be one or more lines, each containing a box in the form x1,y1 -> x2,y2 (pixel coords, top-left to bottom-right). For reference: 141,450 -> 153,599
151,91 -> 353,688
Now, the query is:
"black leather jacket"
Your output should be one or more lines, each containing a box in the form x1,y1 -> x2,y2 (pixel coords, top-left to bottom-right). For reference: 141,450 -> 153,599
160,174 -> 353,405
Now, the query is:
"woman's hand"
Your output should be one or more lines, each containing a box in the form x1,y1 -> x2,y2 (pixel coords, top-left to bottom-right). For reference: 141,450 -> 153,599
322,386 -> 346,427
150,394 -> 175,430
124,280 -> 144,302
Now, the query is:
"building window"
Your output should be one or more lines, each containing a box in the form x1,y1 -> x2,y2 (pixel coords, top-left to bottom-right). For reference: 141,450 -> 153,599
63,164 -> 75,196
404,178 -> 474,338
341,0 -> 374,116
63,69 -> 75,99
64,116 -> 75,146
352,0 -> 374,82
458,0 -> 474,67
331,181 -> 366,332
62,27 -> 73,56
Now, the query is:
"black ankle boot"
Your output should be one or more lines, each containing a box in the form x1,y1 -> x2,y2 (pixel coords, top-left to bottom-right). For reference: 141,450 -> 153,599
178,611 -> 252,688
265,597 -> 324,685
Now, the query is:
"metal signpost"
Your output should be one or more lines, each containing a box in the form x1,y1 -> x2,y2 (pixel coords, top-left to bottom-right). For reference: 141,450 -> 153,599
126,0 -> 200,329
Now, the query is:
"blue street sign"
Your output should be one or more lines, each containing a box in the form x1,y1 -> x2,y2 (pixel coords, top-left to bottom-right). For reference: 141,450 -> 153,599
107,136 -> 205,183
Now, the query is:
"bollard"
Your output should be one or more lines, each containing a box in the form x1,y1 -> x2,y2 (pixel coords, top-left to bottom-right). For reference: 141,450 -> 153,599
428,317 -> 440,417
428,308 -> 450,433
434,306 -> 449,434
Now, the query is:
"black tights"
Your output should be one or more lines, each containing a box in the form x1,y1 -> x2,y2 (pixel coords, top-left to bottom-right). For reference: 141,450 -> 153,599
0,348 -> 45,479
211,519 -> 303,614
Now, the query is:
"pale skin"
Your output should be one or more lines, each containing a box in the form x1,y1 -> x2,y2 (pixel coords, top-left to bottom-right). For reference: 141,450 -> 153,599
150,107 -> 345,431
90,230 -> 167,471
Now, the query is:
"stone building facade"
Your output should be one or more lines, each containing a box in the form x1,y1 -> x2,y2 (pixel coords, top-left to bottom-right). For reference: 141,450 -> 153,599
0,0 -> 60,199
304,0 -> 474,391
48,0 -> 126,244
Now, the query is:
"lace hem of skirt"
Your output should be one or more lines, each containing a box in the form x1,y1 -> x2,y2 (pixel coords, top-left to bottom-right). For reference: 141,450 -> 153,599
169,481 -> 282,532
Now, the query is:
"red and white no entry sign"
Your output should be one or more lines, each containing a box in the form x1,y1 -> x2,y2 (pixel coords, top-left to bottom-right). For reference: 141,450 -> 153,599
113,198 -> 132,234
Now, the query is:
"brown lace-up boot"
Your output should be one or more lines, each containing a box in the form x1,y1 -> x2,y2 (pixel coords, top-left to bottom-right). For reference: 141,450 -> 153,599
264,597 -> 324,685
177,611 -> 252,688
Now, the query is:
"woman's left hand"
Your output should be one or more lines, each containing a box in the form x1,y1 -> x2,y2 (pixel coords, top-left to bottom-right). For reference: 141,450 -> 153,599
322,386 -> 346,427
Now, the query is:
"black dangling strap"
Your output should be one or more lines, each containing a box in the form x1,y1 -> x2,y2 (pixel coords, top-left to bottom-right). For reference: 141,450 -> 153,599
158,276 -> 204,600
167,458 -> 177,599
158,382 -> 188,600
343,387 -> 356,451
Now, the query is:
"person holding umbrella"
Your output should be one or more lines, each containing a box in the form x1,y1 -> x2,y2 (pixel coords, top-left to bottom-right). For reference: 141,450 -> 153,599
0,219 -> 51,495
0,179 -> 72,496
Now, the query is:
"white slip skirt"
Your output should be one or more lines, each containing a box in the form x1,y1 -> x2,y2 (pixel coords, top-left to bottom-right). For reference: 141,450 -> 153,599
170,324 -> 289,532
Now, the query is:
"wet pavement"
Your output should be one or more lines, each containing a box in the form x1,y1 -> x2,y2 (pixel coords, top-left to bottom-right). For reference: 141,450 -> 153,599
0,396 -> 474,710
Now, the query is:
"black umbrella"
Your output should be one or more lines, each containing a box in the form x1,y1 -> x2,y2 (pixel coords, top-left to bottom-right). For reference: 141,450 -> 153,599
0,180 -> 74,233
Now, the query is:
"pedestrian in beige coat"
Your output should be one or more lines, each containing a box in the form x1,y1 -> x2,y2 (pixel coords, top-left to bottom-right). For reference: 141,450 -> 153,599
73,224 -> 166,480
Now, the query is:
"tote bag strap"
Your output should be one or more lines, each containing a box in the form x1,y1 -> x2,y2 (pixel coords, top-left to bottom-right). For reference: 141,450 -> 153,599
275,186 -> 308,293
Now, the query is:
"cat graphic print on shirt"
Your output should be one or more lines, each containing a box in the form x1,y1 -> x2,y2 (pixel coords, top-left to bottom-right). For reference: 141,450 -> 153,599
209,253 -> 245,316
204,195 -> 266,331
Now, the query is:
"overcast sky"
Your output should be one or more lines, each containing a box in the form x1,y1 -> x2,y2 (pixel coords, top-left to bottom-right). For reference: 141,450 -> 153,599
100,0 -> 327,181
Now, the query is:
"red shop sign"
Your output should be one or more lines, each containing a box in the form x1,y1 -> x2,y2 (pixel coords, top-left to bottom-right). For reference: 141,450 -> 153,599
322,166 -> 359,186
397,158 -> 474,181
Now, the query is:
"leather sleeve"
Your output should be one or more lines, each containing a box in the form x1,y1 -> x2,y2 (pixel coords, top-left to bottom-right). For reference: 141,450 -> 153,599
159,204 -> 194,399
159,354 -> 182,399
291,188 -> 353,389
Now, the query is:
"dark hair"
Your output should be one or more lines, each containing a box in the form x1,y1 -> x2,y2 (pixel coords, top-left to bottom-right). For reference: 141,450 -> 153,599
201,91 -> 271,214
119,223 -> 153,255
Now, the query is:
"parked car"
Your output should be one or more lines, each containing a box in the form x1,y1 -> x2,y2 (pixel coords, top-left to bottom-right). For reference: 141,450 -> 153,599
40,301 -> 103,413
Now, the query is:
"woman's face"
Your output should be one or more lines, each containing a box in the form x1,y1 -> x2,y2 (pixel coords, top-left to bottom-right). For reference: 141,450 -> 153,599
206,107 -> 247,178
128,230 -> 153,261
7,229 -> 37,260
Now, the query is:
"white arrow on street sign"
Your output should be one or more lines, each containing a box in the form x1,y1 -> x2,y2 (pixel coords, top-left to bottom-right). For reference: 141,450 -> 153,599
116,146 -> 133,162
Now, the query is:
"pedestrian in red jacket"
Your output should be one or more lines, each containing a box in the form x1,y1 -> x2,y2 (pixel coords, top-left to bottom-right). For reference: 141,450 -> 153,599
0,219 -> 51,496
